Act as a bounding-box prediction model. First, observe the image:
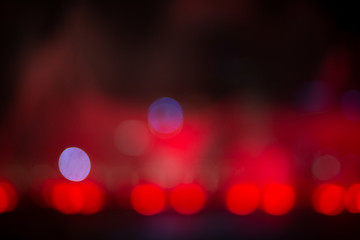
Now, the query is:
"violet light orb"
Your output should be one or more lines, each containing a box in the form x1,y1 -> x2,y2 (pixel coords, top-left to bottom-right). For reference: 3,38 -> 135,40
58,147 -> 91,182
148,97 -> 183,134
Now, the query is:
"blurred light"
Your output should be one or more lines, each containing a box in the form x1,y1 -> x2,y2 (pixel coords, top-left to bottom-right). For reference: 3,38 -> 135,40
262,184 -> 295,215
50,181 -> 104,215
79,182 -> 105,215
114,120 -> 151,156
0,181 -> 17,213
312,155 -> 341,181
344,183 -> 360,213
131,184 -> 166,215
148,97 -> 183,135
297,80 -> 331,112
52,183 -> 84,214
0,186 -> 8,213
226,184 -> 260,215
313,184 -> 345,215
169,183 -> 207,215
341,90 -> 360,121
58,147 -> 91,182
257,146 -> 292,184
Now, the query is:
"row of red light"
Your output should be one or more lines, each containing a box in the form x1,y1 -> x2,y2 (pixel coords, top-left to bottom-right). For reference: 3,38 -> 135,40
1,180 -> 360,216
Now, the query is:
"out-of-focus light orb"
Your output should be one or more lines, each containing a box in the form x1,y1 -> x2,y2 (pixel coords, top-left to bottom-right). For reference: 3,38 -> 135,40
0,186 -> 8,213
79,182 -> 105,215
51,181 -> 104,215
341,90 -> 360,121
297,80 -> 331,112
169,183 -> 207,215
262,184 -> 295,215
114,120 -> 150,156
0,181 -> 18,213
148,97 -> 183,135
313,184 -> 345,215
131,184 -> 166,215
52,183 -> 84,214
312,155 -> 341,181
344,183 -> 360,213
226,184 -> 260,215
58,147 -> 91,182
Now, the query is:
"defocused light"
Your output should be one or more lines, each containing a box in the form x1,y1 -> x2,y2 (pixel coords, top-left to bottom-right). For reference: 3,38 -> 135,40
80,182 -> 105,215
313,184 -> 345,215
344,183 -> 360,213
312,155 -> 341,181
131,184 -> 166,215
0,186 -> 8,213
226,184 -> 260,215
297,80 -> 331,112
0,181 -> 17,213
114,120 -> 151,156
148,97 -> 183,135
52,183 -> 84,214
58,147 -> 91,182
262,184 -> 295,215
50,181 -> 104,215
341,90 -> 360,121
169,183 -> 206,215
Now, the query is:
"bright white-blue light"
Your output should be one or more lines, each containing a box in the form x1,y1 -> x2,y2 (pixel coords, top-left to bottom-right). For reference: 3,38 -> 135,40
148,97 -> 183,134
58,147 -> 91,182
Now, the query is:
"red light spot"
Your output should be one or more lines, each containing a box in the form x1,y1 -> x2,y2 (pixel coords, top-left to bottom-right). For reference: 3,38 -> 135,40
51,181 -> 104,215
313,184 -> 345,215
131,184 -> 166,215
169,183 -> 206,215
262,184 -> 295,215
226,184 -> 260,215
80,182 -> 104,215
0,181 -> 18,213
52,183 -> 84,214
344,184 -> 360,213
0,186 -> 8,213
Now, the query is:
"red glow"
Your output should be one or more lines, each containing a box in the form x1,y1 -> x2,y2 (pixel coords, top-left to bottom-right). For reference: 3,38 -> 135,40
226,184 -> 260,215
0,181 -> 18,213
169,183 -> 206,215
344,184 -> 360,213
0,186 -> 8,213
51,181 -> 104,215
131,184 -> 166,215
313,184 -> 345,215
262,184 -> 295,215
80,182 -> 105,215
52,183 -> 84,214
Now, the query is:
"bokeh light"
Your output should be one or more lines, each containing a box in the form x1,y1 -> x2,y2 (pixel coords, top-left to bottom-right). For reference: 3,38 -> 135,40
51,181 -> 104,215
114,120 -> 151,156
313,184 -> 345,215
344,183 -> 360,213
341,90 -> 360,121
79,182 -> 105,215
0,181 -> 18,213
169,183 -> 207,215
52,182 -> 84,214
312,155 -> 341,181
131,184 -> 166,215
226,184 -> 260,215
148,97 -> 183,135
297,80 -> 331,112
58,147 -> 91,182
262,184 -> 295,215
